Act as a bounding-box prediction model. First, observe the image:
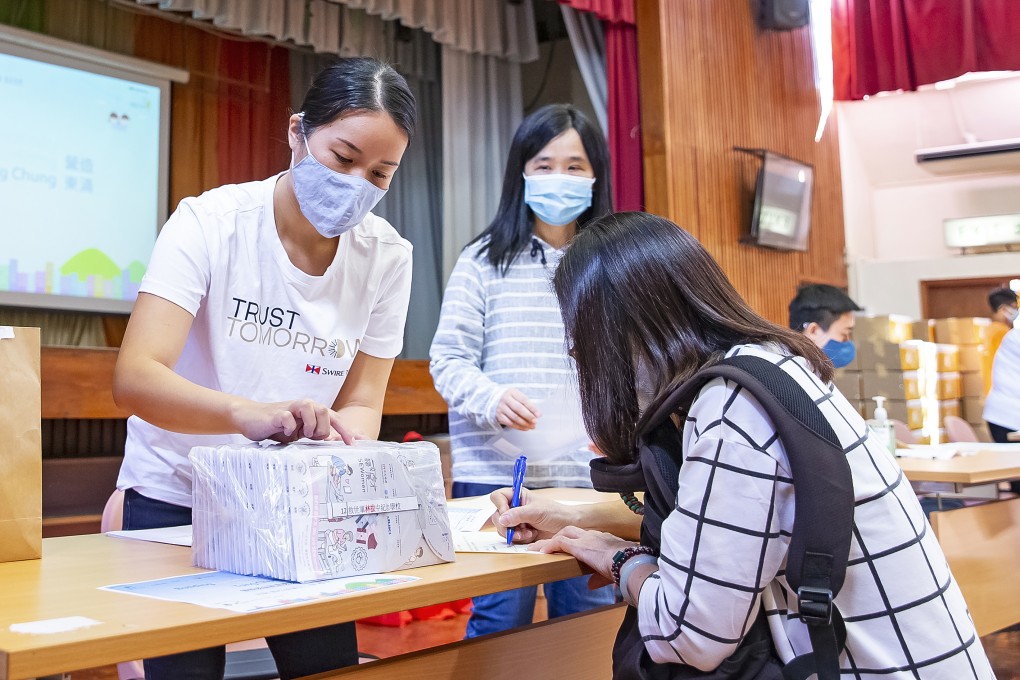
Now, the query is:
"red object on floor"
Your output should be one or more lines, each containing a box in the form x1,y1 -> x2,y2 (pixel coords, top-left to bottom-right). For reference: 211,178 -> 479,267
359,611 -> 413,627
410,599 -> 473,621
358,434 -> 471,627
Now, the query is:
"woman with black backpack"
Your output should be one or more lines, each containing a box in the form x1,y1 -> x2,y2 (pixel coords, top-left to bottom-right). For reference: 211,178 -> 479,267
489,212 -> 994,679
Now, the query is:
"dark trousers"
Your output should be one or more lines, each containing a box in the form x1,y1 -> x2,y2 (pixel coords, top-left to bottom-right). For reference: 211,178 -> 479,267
987,422 -> 1020,493
122,489 -> 359,680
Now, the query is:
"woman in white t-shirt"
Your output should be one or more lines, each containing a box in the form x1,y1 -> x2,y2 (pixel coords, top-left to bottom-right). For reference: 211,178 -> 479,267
112,58 -> 415,680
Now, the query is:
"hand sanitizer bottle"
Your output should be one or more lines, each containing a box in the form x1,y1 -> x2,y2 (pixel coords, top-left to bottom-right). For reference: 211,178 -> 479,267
867,396 -> 896,454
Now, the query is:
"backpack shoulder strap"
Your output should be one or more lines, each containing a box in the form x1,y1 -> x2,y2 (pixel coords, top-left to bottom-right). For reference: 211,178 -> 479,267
639,354 -> 854,680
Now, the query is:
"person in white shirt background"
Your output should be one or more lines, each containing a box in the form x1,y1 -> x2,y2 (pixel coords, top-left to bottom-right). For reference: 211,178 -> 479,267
112,57 -> 414,680
984,327 -> 1020,446
488,212 -> 993,678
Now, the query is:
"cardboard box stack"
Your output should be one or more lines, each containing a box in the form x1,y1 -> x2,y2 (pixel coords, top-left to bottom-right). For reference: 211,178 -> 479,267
933,317 -> 993,442
855,315 -> 953,444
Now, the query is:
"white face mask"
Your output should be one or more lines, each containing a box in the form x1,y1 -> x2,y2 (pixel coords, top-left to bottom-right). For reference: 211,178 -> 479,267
290,118 -> 387,238
523,173 -> 595,226
1006,307 -> 1019,325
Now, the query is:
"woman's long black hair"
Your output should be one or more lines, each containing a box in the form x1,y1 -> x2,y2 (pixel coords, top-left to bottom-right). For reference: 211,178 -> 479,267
471,104 -> 613,274
553,212 -> 833,465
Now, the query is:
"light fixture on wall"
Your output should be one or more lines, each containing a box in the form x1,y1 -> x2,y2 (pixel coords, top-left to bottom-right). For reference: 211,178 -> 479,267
943,214 -> 1020,254
808,0 -> 833,143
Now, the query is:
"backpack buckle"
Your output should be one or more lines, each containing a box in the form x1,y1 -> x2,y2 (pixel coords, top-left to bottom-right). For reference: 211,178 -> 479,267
798,586 -> 833,626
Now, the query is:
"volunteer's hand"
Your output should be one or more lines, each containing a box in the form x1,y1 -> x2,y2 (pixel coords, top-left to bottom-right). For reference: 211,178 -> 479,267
489,487 -> 579,543
495,388 -> 541,431
532,526 -> 637,586
233,399 -> 356,444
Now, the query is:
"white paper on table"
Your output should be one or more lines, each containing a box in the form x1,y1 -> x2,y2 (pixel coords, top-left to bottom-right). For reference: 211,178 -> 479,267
445,505 -> 493,532
453,531 -> 531,554
106,525 -> 194,547
9,616 -> 102,634
486,382 -> 590,462
100,570 -> 419,613
896,445 -> 960,460
950,442 -> 1020,454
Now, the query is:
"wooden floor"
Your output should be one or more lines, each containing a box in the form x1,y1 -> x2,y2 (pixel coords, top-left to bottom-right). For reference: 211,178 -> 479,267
63,613 -> 1020,679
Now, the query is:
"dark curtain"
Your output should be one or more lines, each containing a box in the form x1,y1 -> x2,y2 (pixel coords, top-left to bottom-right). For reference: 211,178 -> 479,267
833,0 -> 1020,100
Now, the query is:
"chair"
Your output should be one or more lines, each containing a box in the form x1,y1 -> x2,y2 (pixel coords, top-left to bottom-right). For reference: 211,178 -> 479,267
944,416 -> 979,443
101,491 -> 279,680
890,419 -> 917,446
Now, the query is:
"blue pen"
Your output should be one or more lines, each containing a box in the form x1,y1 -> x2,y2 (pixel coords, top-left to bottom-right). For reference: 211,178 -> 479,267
506,455 -> 528,546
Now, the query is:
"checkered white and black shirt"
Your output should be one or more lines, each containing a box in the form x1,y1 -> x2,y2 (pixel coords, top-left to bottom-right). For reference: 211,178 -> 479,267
637,344 -> 995,678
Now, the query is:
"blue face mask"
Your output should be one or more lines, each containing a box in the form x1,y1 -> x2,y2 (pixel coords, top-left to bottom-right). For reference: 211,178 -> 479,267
291,123 -> 387,239
523,173 -> 595,227
823,339 -> 856,369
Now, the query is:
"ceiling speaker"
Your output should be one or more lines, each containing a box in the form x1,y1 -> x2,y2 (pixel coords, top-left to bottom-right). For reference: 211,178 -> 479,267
757,0 -> 810,30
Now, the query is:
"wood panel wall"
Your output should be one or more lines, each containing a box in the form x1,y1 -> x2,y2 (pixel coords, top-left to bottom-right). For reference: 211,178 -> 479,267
636,0 -> 847,324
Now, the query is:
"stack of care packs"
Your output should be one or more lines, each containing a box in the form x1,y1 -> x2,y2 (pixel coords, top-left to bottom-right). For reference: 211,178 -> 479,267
190,440 -> 454,582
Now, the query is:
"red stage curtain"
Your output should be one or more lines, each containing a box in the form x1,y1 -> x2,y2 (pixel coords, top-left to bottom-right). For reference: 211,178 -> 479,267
832,0 -> 1020,100
217,39 -> 292,186
133,15 -> 223,208
606,23 -> 643,211
559,0 -> 644,211
558,0 -> 635,24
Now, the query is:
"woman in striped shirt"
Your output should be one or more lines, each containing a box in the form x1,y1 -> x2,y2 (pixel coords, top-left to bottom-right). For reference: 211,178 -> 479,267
429,103 -> 615,637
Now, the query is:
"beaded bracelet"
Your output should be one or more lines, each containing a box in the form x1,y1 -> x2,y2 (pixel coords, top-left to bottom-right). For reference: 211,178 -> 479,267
611,545 -> 657,585
620,491 -> 645,515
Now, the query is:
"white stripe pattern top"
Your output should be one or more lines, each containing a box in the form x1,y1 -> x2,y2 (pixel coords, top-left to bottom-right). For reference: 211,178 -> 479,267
429,237 -> 595,488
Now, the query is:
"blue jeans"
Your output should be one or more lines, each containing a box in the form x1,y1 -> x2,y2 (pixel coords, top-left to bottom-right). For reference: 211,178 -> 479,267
451,481 -> 617,639
122,489 -> 359,680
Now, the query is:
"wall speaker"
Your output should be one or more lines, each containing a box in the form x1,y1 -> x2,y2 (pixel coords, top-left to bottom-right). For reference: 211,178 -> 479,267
757,0 -> 810,30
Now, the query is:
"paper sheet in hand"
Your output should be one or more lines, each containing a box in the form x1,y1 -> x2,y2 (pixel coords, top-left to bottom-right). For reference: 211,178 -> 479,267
106,525 -> 193,547
101,570 -> 419,613
487,383 -> 589,461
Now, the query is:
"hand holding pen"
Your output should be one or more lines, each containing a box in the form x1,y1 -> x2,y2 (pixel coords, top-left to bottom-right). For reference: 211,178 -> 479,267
506,455 -> 528,545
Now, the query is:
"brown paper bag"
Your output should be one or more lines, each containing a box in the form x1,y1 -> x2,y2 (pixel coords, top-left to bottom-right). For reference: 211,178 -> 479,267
0,326 -> 42,562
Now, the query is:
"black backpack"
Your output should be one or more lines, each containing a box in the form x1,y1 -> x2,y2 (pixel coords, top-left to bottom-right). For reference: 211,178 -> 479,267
589,355 -> 854,680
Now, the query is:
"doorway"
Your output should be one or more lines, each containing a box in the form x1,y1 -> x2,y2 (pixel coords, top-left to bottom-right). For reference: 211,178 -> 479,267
920,276 -> 1020,319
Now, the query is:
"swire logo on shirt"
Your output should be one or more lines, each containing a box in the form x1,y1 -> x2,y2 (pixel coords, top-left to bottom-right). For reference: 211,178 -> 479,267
306,364 -> 349,378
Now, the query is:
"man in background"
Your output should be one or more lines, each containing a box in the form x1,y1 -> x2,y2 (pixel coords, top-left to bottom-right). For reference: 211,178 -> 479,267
987,287 -> 1018,352
788,284 -> 862,368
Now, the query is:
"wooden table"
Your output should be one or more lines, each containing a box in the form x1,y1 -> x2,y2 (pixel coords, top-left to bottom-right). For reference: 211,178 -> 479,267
897,449 -> 1020,491
0,492 -> 626,680
895,447 -> 1020,636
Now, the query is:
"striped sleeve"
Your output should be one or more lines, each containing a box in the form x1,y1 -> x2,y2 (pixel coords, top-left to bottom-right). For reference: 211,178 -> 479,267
429,251 -> 504,430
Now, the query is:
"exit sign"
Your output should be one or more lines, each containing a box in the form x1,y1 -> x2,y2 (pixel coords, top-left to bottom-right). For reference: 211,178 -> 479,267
944,214 -> 1020,249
